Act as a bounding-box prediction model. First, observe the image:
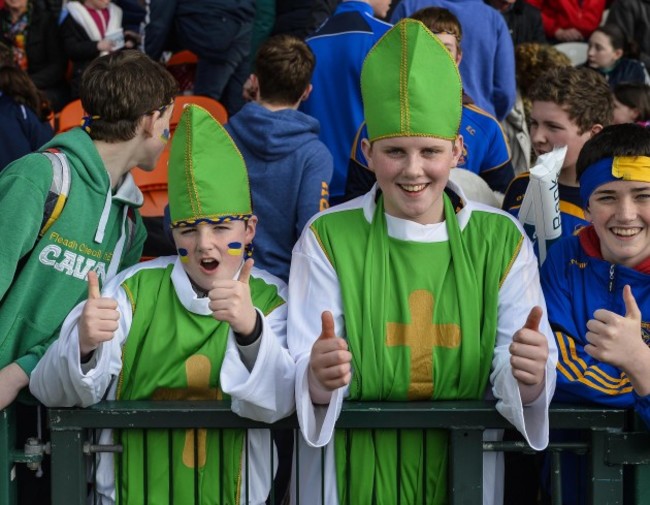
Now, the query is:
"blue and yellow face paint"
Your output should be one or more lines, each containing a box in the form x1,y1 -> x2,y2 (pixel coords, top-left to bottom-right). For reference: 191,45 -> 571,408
227,242 -> 243,256
177,247 -> 189,263
580,156 -> 650,207
160,128 -> 171,144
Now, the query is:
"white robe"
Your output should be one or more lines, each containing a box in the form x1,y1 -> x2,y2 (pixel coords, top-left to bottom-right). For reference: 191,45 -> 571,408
287,182 -> 558,505
31,256 -> 296,505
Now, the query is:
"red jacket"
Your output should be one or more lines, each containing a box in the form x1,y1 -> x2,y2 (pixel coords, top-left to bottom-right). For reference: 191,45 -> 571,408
526,0 -> 605,39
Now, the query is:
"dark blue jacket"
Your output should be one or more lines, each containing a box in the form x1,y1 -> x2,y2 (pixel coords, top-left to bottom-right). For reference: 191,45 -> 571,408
0,93 -> 53,172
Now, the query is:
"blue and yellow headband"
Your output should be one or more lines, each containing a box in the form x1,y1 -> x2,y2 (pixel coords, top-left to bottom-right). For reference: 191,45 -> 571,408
580,156 -> 650,206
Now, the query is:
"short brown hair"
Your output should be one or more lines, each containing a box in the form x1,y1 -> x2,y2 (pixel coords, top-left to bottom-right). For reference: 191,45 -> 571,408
410,7 -> 462,44
80,50 -> 178,142
254,34 -> 315,105
528,66 -> 613,134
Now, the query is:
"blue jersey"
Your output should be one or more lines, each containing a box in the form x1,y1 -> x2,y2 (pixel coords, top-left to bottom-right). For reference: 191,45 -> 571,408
300,1 -> 391,200
541,229 -> 650,427
457,103 -> 512,192
502,173 -> 588,238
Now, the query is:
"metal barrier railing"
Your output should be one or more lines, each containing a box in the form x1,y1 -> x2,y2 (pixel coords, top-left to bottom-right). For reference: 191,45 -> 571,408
2,400 -> 647,504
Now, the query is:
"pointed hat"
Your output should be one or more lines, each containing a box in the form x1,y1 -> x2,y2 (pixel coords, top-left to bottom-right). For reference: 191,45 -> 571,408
168,104 -> 252,228
361,18 -> 462,142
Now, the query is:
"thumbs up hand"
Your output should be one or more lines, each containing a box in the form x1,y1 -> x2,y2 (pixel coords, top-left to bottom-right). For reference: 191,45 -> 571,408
308,311 -> 352,403
510,306 -> 549,392
78,271 -> 120,359
585,285 -> 645,369
209,258 -> 257,336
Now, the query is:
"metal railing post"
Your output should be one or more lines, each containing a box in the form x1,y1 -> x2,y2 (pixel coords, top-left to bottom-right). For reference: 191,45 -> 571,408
449,428 -> 483,505
49,425 -> 86,505
0,408 -> 17,505
590,429 -> 624,505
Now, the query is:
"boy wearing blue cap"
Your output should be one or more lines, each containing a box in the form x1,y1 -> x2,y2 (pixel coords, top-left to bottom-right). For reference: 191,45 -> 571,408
542,123 -> 650,424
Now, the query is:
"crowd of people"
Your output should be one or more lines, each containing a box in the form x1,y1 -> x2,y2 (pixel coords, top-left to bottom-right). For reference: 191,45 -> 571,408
2,1 -> 650,504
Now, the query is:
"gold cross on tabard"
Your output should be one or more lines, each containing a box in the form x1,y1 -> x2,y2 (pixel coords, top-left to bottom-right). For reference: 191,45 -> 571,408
151,354 -> 222,468
386,290 -> 461,400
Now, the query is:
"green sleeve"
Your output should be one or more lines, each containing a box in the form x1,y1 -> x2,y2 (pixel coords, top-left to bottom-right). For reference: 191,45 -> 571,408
0,156 -> 52,301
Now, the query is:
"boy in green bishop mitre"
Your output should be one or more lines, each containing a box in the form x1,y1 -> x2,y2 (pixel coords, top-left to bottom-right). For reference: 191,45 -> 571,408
30,105 -> 295,505
287,19 -> 558,505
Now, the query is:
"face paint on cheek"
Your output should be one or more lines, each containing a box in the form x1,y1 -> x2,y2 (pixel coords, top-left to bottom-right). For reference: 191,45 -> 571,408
160,128 -> 170,144
178,248 -> 189,263
227,242 -> 243,256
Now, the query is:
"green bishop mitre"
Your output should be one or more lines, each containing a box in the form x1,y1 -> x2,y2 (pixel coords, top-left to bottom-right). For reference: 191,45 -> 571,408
361,18 -> 462,142
168,104 -> 252,227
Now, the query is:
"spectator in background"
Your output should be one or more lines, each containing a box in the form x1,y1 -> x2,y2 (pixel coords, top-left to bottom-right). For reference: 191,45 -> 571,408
273,0 -> 341,39
612,82 -> 650,126
143,0 -> 254,116
299,0 -> 392,204
227,34 -> 333,283
607,0 -> 650,71
485,0 -> 546,46
527,0 -> 605,42
502,66 -> 613,239
392,0 -> 516,121
503,43 -> 572,174
60,0 -> 137,99
0,63 -> 53,170
0,0 -> 68,110
585,24 -> 650,88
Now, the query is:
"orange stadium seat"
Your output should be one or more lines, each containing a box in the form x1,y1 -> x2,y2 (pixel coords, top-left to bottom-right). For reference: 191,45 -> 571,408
170,95 -> 228,129
166,49 -> 198,67
57,98 -> 85,133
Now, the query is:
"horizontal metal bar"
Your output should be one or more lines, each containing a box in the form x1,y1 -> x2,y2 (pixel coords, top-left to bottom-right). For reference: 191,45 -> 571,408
48,401 -> 627,431
607,432 -> 650,465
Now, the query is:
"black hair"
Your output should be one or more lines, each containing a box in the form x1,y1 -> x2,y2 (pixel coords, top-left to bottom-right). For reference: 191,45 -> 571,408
576,124 -> 650,180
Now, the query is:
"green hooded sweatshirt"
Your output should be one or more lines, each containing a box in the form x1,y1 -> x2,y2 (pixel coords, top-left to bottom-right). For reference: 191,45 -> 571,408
0,128 -> 146,379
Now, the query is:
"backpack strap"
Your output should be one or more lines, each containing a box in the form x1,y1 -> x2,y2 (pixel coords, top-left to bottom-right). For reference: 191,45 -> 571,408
39,148 -> 71,238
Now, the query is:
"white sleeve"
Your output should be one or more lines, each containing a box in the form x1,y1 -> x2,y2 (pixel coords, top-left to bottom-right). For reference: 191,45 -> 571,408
491,236 -> 558,450
30,284 -> 133,408
287,228 -> 347,448
221,285 -> 296,424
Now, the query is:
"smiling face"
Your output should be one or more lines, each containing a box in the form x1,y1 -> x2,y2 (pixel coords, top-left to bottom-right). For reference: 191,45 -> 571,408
585,180 -> 650,267
362,135 -> 462,225
530,101 -> 595,179
587,30 -> 623,70
171,219 -> 256,292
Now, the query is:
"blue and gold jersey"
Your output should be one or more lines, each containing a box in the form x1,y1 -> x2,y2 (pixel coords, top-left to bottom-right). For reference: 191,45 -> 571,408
541,230 -> 650,427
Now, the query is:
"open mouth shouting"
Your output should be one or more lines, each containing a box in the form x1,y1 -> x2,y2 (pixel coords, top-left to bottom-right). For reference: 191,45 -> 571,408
200,258 -> 220,273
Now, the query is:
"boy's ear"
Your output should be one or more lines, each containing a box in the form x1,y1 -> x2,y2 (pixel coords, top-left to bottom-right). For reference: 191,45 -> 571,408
361,138 -> 374,172
456,50 -> 462,66
614,48 -> 624,60
245,216 -> 258,243
589,124 -> 604,138
452,134 -> 464,165
140,112 -> 158,138
300,83 -> 313,102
